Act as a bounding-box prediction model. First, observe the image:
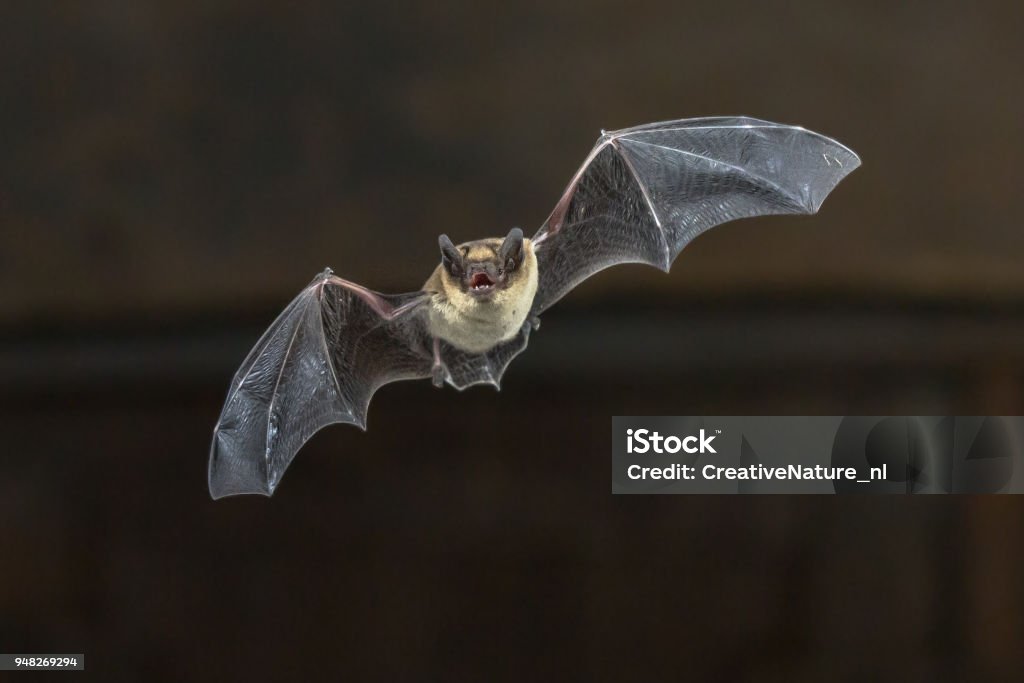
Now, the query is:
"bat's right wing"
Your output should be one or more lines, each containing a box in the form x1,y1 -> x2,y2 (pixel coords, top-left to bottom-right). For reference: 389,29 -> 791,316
209,269 -> 433,499
530,117 -> 860,315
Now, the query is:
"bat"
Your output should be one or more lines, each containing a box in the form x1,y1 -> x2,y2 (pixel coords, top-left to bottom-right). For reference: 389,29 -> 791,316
208,116 -> 860,498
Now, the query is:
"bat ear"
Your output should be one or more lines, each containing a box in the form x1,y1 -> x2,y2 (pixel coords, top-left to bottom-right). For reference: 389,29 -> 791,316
439,234 -> 464,276
499,227 -> 524,264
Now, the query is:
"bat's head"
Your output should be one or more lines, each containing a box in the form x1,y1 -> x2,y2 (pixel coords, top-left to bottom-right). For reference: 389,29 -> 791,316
438,228 -> 528,301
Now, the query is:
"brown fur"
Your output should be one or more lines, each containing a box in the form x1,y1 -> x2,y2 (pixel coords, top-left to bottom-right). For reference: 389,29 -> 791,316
423,237 -> 539,353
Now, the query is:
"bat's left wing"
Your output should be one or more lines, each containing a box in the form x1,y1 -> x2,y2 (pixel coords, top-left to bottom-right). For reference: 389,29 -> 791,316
530,117 -> 860,315
209,270 -> 434,498
209,269 -> 534,499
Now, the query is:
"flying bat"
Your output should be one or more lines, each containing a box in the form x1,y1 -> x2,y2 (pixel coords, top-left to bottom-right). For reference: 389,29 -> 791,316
208,116 -> 860,498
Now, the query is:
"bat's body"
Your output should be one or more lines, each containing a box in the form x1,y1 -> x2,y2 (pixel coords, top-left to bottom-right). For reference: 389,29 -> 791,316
209,117 -> 861,498
423,235 -> 539,356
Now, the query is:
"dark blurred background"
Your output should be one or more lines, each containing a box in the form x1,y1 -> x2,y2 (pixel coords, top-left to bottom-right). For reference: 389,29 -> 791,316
2,1 -> 1023,680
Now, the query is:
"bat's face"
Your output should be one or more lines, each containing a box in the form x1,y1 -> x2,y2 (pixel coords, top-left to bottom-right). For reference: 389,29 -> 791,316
438,228 -> 527,302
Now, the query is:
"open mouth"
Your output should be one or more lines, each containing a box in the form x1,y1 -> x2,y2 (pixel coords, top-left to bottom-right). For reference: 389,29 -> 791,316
469,272 -> 495,293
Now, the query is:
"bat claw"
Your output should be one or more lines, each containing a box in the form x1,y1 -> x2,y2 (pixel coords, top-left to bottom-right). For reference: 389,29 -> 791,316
529,315 -> 541,331
431,365 -> 445,388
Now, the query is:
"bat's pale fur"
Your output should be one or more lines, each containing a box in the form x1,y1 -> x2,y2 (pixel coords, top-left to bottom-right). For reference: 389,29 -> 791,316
424,237 -> 538,354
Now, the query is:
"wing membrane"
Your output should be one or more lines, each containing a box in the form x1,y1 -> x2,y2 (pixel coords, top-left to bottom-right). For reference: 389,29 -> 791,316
208,270 -> 432,498
442,323 -> 533,390
531,116 -> 860,314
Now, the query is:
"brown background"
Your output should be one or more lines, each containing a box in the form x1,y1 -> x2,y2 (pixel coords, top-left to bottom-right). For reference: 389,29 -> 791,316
2,1 -> 1023,680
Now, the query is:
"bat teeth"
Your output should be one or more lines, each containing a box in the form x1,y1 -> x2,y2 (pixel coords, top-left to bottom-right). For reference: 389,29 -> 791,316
469,272 -> 495,290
